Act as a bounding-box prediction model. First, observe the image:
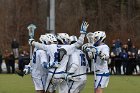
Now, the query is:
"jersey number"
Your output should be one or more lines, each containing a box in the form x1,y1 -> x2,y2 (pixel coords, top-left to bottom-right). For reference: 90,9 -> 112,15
33,51 -> 36,63
54,52 -> 59,62
80,54 -> 86,66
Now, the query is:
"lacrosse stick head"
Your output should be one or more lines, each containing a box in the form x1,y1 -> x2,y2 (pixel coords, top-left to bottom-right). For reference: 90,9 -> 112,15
86,32 -> 94,43
27,24 -> 37,39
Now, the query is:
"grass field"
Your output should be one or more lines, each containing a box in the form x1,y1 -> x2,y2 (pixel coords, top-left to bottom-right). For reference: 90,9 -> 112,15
0,74 -> 140,93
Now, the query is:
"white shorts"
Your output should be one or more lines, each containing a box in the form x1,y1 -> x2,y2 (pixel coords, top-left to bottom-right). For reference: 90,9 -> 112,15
57,80 -> 69,93
68,80 -> 86,93
32,76 -> 47,90
46,70 -> 68,93
94,73 -> 110,89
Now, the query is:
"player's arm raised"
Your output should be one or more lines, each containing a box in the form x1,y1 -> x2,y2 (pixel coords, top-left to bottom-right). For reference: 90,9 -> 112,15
63,21 -> 89,55
74,21 -> 89,48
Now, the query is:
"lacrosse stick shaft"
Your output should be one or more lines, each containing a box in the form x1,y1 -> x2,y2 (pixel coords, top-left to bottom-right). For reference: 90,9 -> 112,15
53,71 -> 93,80
30,45 -> 33,63
72,71 -> 93,77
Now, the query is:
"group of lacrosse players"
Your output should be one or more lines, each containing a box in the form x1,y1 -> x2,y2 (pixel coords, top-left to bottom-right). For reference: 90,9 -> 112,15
23,21 -> 110,93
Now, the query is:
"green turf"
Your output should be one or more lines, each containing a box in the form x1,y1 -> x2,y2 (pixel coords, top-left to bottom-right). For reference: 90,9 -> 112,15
0,74 -> 140,93
82,75 -> 140,93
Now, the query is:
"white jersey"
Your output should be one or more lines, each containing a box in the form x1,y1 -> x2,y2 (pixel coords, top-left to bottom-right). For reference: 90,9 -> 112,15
31,47 -> 48,79
52,44 -> 84,76
49,45 -> 70,78
93,44 -> 110,74
33,43 -> 58,67
47,44 -> 74,93
68,49 -> 89,80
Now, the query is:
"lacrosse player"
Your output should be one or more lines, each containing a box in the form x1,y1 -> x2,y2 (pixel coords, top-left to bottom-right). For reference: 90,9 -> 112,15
30,48 -> 48,93
28,34 -> 59,69
48,33 -> 71,93
83,31 -> 110,93
41,33 -> 71,93
66,35 -> 90,93
24,34 -> 57,93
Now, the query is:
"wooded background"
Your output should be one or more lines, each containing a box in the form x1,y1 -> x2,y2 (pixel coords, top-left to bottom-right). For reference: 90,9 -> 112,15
0,0 -> 140,52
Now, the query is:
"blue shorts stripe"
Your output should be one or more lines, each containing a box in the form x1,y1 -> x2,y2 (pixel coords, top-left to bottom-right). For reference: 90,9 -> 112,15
96,73 -> 110,77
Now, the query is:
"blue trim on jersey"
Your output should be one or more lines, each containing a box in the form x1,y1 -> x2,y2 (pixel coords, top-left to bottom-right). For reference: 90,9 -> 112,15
48,71 -> 66,74
43,61 -> 59,69
97,76 -> 103,88
57,45 -> 61,48
96,73 -> 110,77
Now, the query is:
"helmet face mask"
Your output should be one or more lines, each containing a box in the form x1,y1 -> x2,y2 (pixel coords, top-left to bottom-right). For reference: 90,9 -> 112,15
70,35 -> 77,44
94,36 -> 100,42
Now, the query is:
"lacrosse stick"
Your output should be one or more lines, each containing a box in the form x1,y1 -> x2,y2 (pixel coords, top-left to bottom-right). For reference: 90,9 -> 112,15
45,68 -> 57,92
27,24 -> 36,64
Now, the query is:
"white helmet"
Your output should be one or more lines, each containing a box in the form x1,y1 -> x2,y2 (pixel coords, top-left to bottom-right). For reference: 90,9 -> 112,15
45,33 -> 57,44
93,31 -> 106,44
39,34 -> 57,44
39,35 -> 47,44
70,35 -> 77,43
57,33 -> 70,44
86,32 -> 94,43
